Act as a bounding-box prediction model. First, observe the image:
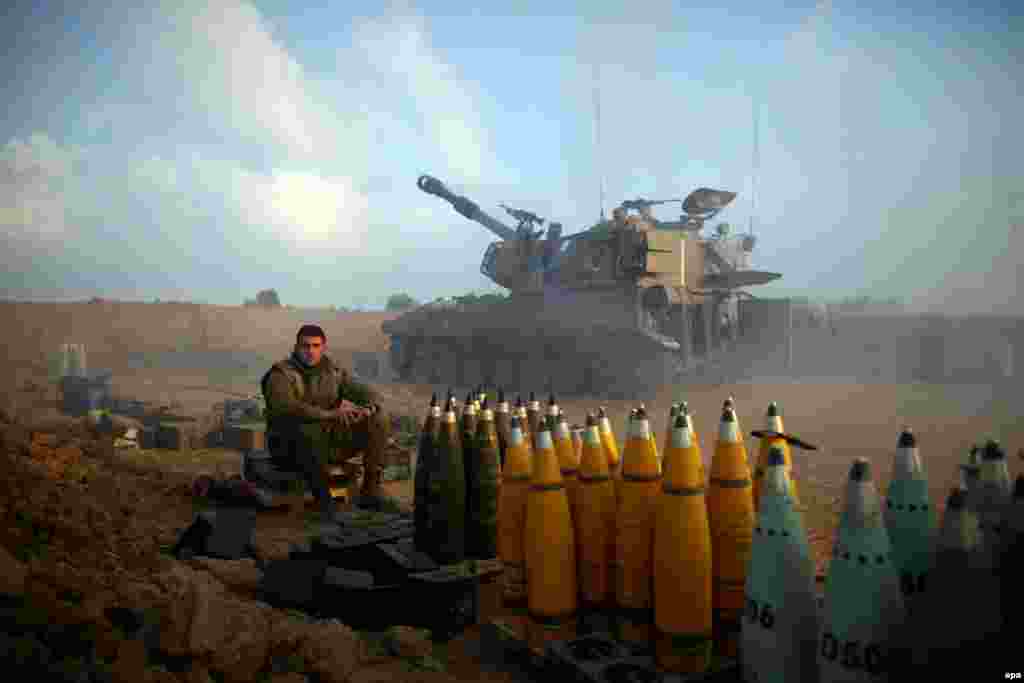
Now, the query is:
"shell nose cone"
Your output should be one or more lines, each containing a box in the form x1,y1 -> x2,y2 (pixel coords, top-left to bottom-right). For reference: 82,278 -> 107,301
849,458 -> 871,482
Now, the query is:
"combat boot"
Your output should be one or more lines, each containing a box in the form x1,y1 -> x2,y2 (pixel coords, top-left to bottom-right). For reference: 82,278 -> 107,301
352,405 -> 404,513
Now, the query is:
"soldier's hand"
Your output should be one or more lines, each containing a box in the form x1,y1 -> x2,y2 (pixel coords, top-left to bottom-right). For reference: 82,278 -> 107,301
332,400 -> 372,427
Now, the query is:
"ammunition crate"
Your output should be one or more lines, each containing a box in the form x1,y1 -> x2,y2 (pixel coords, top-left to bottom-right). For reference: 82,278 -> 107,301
157,423 -> 190,451
479,621 -> 740,683
225,423 -> 265,451
296,524 -> 496,640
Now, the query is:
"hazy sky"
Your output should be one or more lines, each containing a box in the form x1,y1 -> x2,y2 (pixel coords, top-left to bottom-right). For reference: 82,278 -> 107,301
1,1 -> 1020,313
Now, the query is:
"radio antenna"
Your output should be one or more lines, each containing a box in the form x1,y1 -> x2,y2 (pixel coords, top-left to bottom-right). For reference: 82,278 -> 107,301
749,95 -> 759,238
592,63 -> 605,222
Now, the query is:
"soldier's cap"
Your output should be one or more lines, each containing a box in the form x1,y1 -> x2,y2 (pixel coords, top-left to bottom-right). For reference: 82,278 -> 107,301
766,401 -> 779,417
750,429 -> 817,451
897,428 -> 915,448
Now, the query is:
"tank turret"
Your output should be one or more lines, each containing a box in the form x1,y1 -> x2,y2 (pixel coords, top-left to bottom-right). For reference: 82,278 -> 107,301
383,173 -> 789,399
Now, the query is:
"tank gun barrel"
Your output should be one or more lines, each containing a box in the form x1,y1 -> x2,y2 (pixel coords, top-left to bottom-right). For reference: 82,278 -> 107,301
417,174 -> 518,242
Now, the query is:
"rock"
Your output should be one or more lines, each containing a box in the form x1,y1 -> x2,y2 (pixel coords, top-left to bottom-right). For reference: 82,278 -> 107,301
0,544 -> 27,596
115,580 -> 166,613
268,614 -> 315,659
188,557 -> 262,593
385,625 -> 433,659
297,619 -> 363,683
188,576 -> 274,683
152,565 -> 203,657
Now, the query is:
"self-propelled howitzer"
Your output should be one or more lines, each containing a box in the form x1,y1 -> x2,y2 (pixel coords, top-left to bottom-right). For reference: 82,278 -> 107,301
381,175 -> 788,398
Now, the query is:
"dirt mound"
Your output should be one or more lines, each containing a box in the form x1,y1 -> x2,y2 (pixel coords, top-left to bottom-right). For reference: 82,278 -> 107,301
0,420 -> 475,682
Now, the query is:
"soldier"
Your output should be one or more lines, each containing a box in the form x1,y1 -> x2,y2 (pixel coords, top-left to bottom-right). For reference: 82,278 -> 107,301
612,207 -> 627,229
261,324 -> 396,519
542,222 -> 563,277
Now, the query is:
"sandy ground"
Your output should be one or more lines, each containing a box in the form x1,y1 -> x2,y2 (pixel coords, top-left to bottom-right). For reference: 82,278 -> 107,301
2,301 -> 1021,681
6,299 -> 1020,566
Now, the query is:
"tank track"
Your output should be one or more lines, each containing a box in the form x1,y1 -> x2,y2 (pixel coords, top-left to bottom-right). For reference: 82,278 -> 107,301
389,331 -> 683,400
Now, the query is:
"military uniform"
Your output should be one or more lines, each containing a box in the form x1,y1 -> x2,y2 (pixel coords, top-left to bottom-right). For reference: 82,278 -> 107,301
260,352 -> 388,513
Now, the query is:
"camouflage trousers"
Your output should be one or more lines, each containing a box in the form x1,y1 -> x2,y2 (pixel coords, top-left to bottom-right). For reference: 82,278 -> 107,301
268,413 -> 389,500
